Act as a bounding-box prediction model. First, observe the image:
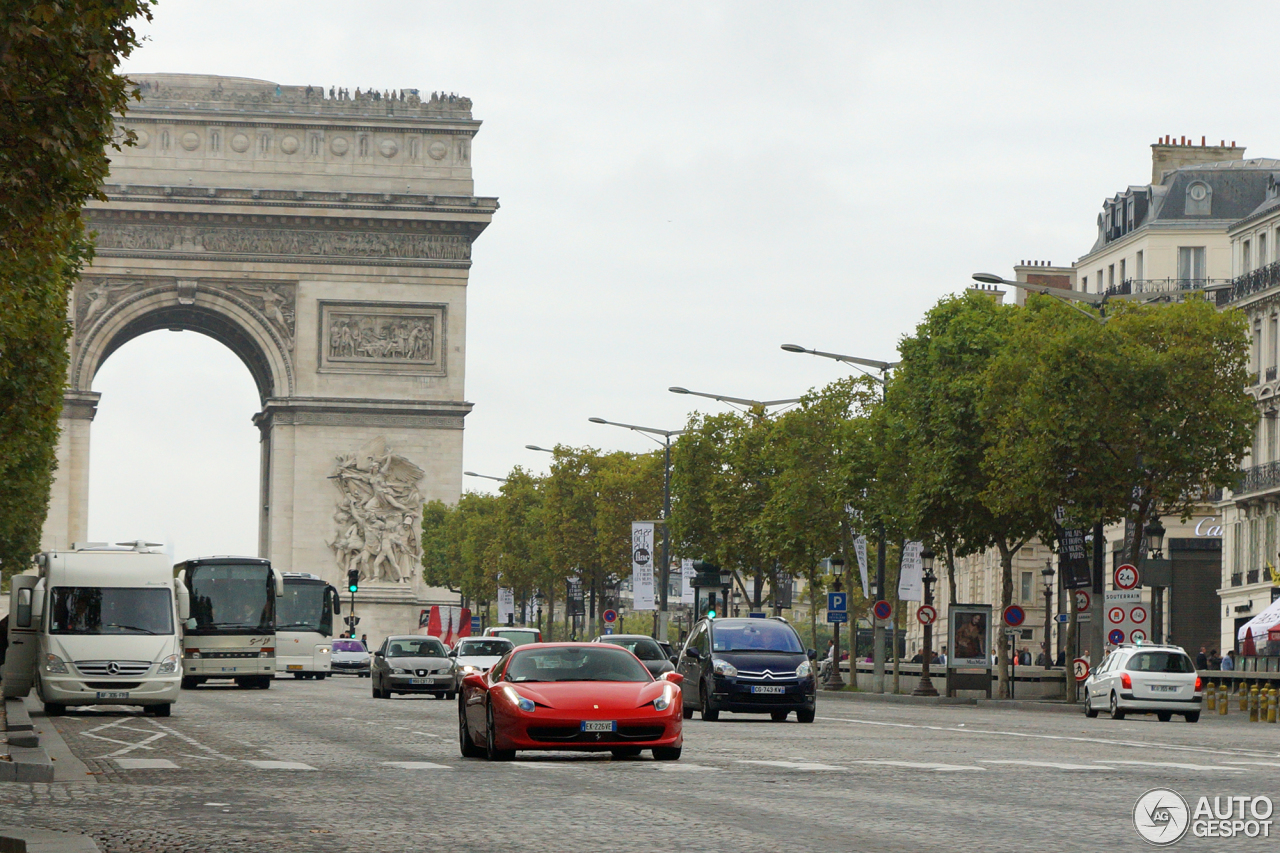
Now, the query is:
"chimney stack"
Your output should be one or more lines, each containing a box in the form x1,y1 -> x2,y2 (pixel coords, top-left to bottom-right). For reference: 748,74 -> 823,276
1150,137 -> 1245,184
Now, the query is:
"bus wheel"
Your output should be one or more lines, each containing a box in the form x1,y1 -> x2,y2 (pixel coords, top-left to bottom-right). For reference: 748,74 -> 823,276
257,676 -> 272,689
181,677 -> 199,690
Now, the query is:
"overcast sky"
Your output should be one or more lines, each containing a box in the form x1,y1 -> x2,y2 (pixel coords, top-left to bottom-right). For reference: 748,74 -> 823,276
88,1 -> 1280,560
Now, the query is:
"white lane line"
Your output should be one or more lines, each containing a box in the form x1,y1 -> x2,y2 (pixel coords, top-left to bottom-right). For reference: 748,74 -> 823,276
854,760 -> 984,772
738,760 -> 847,771
410,732 -> 441,738
114,758 -> 179,769
382,761 -> 452,770
655,763 -> 720,772
243,760 -> 317,770
1224,761 -> 1280,768
1107,760 -> 1243,772
144,718 -> 238,761
981,760 -> 1112,770
815,716 -> 1280,760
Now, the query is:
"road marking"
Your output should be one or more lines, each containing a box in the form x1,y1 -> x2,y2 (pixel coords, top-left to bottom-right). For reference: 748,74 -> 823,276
655,763 -> 719,772
1107,760 -> 1242,772
145,718 -> 238,761
739,760 -> 847,771
855,760 -> 984,772
981,760 -> 1112,770
114,758 -> 179,769
382,761 -> 452,770
1224,761 -> 1280,768
410,732 -> 441,738
816,716 -> 1280,760
243,760 -> 317,770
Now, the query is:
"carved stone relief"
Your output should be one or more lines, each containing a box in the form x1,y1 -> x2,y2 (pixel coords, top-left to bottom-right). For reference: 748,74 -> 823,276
92,223 -> 471,262
328,437 -> 424,584
318,301 -> 444,375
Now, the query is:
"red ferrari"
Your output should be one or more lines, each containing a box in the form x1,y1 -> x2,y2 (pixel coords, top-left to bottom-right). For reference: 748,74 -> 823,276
458,642 -> 684,761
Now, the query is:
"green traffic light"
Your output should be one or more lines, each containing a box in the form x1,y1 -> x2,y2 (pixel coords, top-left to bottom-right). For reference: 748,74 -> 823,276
707,610 -> 716,619
348,584 -> 358,593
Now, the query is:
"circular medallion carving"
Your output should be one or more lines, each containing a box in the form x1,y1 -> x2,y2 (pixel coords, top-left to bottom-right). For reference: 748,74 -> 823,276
330,136 -> 349,156
281,135 -> 300,154
428,140 -> 448,160
132,128 -> 149,149
379,139 -> 398,158
180,131 -> 200,151
1189,183 -> 1208,201
230,133 -> 250,153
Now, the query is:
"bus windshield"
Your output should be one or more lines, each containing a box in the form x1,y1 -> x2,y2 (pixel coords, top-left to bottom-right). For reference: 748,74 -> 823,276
49,587 -> 173,636
185,563 -> 274,635
277,580 -> 333,636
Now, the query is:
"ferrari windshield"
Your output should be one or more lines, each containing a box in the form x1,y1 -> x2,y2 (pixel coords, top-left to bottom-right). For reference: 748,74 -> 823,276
386,638 -> 447,657
506,647 -> 652,683
711,620 -> 805,653
457,639 -> 513,657
598,637 -> 665,661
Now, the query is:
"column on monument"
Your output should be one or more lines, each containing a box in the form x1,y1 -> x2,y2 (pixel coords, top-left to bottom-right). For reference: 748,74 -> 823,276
42,391 -> 101,550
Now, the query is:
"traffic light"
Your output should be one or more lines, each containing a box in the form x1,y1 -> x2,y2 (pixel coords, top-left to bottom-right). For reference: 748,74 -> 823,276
706,592 -> 717,619
347,569 -> 359,594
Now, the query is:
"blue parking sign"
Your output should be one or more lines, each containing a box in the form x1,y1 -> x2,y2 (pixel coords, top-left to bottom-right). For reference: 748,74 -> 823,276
827,592 -> 847,612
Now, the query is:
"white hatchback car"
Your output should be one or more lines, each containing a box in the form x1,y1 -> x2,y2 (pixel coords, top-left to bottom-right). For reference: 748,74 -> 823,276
1083,643 -> 1202,723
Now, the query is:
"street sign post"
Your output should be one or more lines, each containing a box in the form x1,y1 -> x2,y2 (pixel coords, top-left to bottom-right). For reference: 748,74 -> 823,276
1074,590 -> 1090,613
827,592 -> 847,613
872,600 -> 892,621
604,626 -> 613,635
1103,589 -> 1147,647
827,611 -> 849,624
1003,604 -> 1026,627
471,616 -> 481,633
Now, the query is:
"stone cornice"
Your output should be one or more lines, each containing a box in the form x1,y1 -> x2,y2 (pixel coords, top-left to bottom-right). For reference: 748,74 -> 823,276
60,391 -> 102,421
121,114 -> 480,135
90,185 -> 499,218
254,396 -> 472,432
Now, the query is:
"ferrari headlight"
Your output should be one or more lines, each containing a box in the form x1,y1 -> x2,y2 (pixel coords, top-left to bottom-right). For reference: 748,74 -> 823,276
504,686 -> 536,712
157,654 -> 180,674
44,654 -> 68,674
796,661 -> 812,679
712,658 -> 737,677
653,689 -> 673,711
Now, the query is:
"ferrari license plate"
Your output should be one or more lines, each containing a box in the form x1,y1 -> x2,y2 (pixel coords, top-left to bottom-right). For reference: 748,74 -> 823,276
581,720 -> 616,733
752,685 -> 785,694
287,665 -> 303,671
96,691 -> 129,700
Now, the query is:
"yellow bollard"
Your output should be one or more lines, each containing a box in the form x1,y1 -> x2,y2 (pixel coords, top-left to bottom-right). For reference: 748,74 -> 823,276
1207,682 -> 1217,712
1219,682 -> 1229,715
1250,684 -> 1260,722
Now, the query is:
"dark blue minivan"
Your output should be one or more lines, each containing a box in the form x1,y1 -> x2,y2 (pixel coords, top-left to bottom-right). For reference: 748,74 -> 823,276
676,617 -> 817,722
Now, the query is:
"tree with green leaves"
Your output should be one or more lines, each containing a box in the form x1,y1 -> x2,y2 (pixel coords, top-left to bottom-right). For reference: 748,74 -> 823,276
0,1 -> 152,579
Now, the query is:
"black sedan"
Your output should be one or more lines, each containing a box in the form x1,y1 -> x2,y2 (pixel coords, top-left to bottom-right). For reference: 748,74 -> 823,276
591,634 -> 675,677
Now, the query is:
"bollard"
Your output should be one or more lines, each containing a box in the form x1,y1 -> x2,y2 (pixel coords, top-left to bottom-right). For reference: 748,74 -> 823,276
1219,682 -> 1229,715
1207,682 -> 1217,712
1250,684 -> 1260,722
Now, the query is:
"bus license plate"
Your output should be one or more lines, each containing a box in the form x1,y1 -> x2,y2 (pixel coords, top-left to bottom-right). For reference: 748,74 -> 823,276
96,692 -> 129,700
581,720 -> 616,733
752,685 -> 785,694
287,665 -> 303,671
221,667 -> 237,672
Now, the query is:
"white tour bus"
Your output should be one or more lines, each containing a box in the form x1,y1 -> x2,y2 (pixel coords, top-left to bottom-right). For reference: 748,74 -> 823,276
2,542 -> 188,717
275,572 -> 340,679
174,555 -> 282,690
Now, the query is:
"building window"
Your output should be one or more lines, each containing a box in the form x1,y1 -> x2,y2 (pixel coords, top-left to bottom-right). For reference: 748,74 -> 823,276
1251,518 -> 1261,573
1081,275 -> 1088,292
1234,522 -> 1243,575
1108,265 -> 1115,289
1136,250 -> 1144,280
1020,572 -> 1033,602
1178,247 -> 1206,283
1243,240 -> 1252,274
1120,258 -> 1126,284
1261,233 -> 1269,268
1267,515 -> 1276,572
210,129 -> 220,153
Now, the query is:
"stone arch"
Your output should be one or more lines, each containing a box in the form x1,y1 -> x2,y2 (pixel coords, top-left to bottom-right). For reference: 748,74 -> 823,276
71,279 -> 294,401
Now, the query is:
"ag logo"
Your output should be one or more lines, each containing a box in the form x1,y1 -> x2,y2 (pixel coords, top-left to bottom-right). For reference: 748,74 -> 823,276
1133,788 -> 1189,845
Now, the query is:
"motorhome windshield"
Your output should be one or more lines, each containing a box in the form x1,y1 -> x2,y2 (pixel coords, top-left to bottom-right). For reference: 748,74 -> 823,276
186,563 -> 273,635
277,580 -> 333,635
49,587 -> 174,636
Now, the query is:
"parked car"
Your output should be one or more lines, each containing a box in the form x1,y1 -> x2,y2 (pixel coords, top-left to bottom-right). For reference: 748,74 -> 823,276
483,627 -> 542,647
450,637 -> 515,693
372,636 -> 455,699
331,638 -> 371,677
1082,643 -> 1202,723
676,617 -> 817,723
591,634 -> 675,677
458,642 -> 683,761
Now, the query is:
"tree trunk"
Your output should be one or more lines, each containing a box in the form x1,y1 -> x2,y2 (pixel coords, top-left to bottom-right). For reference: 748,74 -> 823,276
1063,583 -> 1077,704
809,573 -> 819,652
546,589 -> 556,642
996,541 -> 1014,699
945,542 -> 958,606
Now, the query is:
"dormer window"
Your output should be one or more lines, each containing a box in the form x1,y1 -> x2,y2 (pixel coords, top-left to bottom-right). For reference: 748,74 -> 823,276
1185,180 -> 1212,216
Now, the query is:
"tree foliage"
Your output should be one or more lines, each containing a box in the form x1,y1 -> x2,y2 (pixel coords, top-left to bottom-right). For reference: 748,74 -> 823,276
0,1 -> 151,577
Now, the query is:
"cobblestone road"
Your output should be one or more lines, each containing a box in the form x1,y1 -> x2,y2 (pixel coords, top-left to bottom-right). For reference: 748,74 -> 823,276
2,677 -> 1278,852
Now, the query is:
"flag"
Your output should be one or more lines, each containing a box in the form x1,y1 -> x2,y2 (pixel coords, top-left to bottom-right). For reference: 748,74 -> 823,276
897,541 -> 923,602
854,536 -> 869,598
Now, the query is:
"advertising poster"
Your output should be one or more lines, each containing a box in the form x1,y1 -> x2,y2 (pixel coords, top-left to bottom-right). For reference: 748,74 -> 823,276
681,558 -> 696,604
948,604 -> 992,668
897,541 -> 923,602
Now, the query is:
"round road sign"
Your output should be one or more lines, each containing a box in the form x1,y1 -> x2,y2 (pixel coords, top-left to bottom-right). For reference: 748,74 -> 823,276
1003,604 -> 1026,627
602,609 -> 618,624
1073,658 -> 1090,681
1130,628 -> 1148,643
1114,564 -> 1139,590
1108,606 -> 1125,624
916,605 -> 937,626
1074,590 -> 1091,612
1108,628 -> 1126,645
872,600 -> 892,621
1129,606 -> 1148,624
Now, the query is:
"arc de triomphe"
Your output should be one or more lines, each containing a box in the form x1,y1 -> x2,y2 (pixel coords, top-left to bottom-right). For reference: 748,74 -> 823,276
43,74 -> 496,638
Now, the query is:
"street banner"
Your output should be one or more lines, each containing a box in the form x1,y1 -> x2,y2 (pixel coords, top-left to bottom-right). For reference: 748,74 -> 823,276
1056,524 -> 1092,590
631,522 -> 656,610
497,587 -> 515,624
680,558 -> 696,604
854,535 -> 869,598
566,576 -> 584,617
897,540 -> 923,602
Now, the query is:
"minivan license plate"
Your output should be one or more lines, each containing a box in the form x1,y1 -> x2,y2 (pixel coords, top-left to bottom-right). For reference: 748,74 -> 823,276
752,685 -> 785,694
581,720 -> 616,732
96,691 -> 129,700
1152,685 -> 1178,692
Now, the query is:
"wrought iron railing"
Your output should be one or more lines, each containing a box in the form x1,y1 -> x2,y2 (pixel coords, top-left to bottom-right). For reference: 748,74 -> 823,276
1232,573 -> 1243,587
1217,261 -> 1280,306
1105,277 -> 1233,300
1236,462 -> 1280,493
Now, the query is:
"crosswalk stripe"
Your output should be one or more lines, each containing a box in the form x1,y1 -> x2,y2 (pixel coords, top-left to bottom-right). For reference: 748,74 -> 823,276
114,758 -> 179,769
382,761 -> 452,770
1107,760 -> 1242,772
243,760 -> 317,770
981,760 -> 1111,770
738,760 -> 846,771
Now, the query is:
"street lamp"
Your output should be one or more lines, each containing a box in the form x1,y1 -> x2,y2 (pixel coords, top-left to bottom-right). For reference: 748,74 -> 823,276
912,548 -> 939,697
525,444 -> 555,453
782,342 -> 897,694
719,569 -> 733,622
1042,560 -> 1055,668
1145,517 -> 1166,559
669,386 -> 801,412
589,416 -> 685,643
1144,517 -> 1170,643
464,471 -> 507,483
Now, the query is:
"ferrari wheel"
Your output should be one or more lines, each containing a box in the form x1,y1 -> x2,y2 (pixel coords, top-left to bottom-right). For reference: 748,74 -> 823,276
459,704 -> 483,758
610,747 -> 642,759
485,703 -> 515,761
699,681 -> 719,722
652,746 -> 682,761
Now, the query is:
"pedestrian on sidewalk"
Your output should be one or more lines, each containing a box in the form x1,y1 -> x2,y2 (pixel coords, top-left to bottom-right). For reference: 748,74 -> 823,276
938,646 -> 948,665
1221,650 -> 1235,671
1208,648 -> 1222,669
1196,646 -> 1208,670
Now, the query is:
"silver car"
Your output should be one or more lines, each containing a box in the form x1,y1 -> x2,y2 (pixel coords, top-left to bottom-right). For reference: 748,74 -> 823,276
449,637 -> 514,692
1083,643 -> 1202,723
371,636 -> 455,699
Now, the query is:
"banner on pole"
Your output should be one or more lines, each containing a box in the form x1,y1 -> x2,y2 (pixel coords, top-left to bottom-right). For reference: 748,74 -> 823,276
680,558 -> 696,604
631,522 -> 656,610
497,588 -> 515,624
854,536 -> 869,598
897,541 -> 923,602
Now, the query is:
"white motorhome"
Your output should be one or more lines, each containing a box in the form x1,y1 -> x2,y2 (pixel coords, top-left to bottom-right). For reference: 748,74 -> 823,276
275,572 -> 340,679
2,542 -> 187,717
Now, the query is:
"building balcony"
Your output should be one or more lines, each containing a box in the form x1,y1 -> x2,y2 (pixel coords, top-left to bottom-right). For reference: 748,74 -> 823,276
1217,260 -> 1280,306
1235,461 -> 1280,495
1106,277 -> 1232,300
1269,367 -> 1278,382
1232,572 -> 1243,587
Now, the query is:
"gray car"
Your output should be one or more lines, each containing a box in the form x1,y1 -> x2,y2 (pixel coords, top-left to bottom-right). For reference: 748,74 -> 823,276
591,634 -> 675,677
371,636 -> 455,699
